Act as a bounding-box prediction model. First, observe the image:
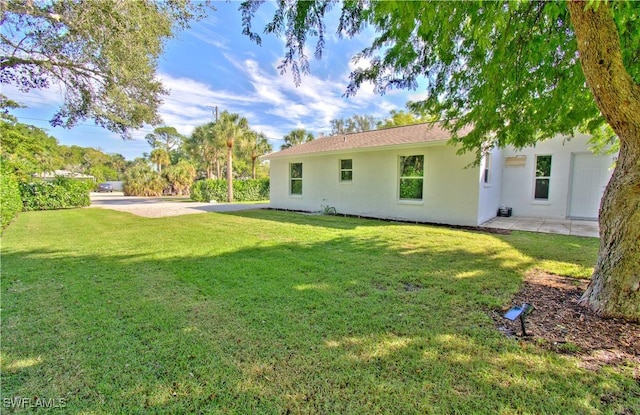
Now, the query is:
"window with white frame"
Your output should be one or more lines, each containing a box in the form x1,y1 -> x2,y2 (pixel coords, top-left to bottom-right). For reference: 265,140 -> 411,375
290,162 -> 303,195
483,153 -> 492,185
534,155 -> 551,200
340,159 -> 353,182
399,155 -> 424,200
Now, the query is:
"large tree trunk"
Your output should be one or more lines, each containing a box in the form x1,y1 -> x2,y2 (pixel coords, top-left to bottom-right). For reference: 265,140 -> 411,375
227,143 -> 234,202
568,2 -> 640,321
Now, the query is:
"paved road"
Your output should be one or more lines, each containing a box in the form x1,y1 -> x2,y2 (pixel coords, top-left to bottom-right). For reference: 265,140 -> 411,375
90,193 -> 269,218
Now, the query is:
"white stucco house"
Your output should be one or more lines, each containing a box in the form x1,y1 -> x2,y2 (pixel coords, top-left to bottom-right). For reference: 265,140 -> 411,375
263,123 -> 615,227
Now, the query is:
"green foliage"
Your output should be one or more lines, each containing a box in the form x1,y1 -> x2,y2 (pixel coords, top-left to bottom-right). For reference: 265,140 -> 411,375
281,129 -> 314,150
0,159 -> 22,229
377,109 -> 439,130
190,179 -> 269,202
330,114 -> 375,135
1,1 -> 210,137
145,126 -> 185,152
0,120 -> 63,179
19,177 -> 91,211
122,163 -> 167,196
241,1 -> 639,155
185,122 -> 225,179
164,160 -> 197,195
399,178 -> 423,200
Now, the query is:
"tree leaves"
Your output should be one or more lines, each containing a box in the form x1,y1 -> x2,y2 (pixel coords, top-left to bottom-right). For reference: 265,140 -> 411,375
1,0 -> 211,138
241,0 -> 640,156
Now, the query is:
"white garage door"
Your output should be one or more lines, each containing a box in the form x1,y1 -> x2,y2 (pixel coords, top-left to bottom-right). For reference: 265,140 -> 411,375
568,153 -> 612,219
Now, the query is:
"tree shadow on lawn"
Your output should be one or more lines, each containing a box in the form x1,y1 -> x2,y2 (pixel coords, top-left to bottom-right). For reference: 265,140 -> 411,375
219,208 -> 439,230
2,230 -> 636,413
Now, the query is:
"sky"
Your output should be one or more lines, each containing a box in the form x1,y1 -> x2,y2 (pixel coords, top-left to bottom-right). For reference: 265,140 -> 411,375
3,1 -> 427,160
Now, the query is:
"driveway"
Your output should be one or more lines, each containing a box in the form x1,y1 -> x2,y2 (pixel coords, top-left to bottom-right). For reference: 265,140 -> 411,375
90,193 -> 269,218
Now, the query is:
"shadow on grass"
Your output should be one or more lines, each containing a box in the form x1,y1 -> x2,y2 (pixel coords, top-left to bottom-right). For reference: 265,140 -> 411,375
1,212 -> 633,414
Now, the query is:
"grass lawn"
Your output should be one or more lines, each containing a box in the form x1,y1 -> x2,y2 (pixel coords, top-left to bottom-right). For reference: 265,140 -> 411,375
1,208 -> 637,414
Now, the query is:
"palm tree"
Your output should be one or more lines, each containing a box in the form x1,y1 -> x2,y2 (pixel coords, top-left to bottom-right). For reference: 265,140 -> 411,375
244,130 -> 273,179
214,111 -> 249,202
164,160 -> 196,195
281,129 -> 314,149
149,148 -> 170,172
186,122 -> 225,178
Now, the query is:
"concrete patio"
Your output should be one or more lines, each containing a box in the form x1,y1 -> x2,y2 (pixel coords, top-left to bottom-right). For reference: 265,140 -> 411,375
480,216 -> 600,238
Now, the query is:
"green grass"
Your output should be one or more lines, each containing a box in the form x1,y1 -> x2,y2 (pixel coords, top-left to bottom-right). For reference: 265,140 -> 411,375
1,208 -> 636,414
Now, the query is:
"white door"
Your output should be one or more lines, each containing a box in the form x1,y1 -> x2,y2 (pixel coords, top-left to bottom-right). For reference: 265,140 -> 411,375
568,153 -> 612,219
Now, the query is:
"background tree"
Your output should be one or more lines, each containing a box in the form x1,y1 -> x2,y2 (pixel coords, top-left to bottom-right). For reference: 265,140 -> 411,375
242,0 -> 640,321
0,120 -> 62,179
281,129 -> 315,150
377,108 -> 439,130
244,130 -> 273,179
106,154 -> 127,178
214,111 -> 249,202
1,1 -> 209,138
164,160 -> 196,195
149,148 -> 171,173
186,122 -> 225,179
122,162 -> 166,196
330,114 -> 376,135
145,126 -> 186,161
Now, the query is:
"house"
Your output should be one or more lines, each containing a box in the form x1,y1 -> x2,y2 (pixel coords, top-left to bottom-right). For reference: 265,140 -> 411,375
263,123 -> 615,226
33,170 -> 95,181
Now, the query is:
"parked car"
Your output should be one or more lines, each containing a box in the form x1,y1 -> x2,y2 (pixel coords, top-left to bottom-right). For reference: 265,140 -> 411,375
97,183 -> 113,192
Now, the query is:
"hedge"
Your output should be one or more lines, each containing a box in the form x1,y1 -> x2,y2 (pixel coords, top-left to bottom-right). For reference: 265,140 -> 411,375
20,177 -> 92,211
1,170 -> 22,229
190,179 -> 269,202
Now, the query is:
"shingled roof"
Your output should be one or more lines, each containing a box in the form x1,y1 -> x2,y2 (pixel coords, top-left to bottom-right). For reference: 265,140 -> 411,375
263,122 -> 470,159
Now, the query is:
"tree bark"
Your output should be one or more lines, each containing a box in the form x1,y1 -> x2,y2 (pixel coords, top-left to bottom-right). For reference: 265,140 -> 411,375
568,1 -> 640,321
227,143 -> 234,202
252,156 -> 257,179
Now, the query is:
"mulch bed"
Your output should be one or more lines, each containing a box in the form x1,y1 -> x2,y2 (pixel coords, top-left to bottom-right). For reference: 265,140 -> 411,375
492,269 -> 639,378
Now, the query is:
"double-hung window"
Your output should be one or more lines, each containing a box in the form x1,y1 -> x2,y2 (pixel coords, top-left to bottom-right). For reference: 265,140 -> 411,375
290,162 -> 303,195
399,155 -> 424,200
340,159 -> 353,182
534,155 -> 552,200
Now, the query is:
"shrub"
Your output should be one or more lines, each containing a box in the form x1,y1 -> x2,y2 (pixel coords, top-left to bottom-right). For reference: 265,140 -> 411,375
122,164 -> 167,196
164,161 -> 196,195
20,177 -> 92,211
190,179 -> 269,202
0,163 -> 22,229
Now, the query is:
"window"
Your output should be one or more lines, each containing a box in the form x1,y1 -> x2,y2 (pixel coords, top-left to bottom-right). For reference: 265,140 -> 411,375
290,163 -> 303,195
534,155 -> 552,200
399,155 -> 424,200
483,153 -> 492,185
340,159 -> 353,182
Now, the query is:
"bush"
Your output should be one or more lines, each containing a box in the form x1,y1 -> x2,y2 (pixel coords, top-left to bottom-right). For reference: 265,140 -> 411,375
190,179 -> 269,202
20,177 -> 92,211
1,165 -> 22,229
122,164 -> 167,196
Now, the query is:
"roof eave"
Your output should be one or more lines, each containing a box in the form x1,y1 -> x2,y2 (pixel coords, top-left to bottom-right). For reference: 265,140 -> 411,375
261,139 -> 450,160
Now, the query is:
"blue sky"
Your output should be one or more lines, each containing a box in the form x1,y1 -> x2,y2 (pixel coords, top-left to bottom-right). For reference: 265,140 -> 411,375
4,2 -> 425,160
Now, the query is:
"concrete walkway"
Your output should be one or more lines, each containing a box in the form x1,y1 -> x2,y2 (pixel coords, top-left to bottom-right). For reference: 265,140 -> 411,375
481,216 -> 599,238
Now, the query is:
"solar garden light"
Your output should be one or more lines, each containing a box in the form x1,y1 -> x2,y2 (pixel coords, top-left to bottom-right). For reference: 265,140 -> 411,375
503,303 -> 535,336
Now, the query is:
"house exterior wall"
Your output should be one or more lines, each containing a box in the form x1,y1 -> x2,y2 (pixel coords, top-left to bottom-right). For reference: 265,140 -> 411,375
500,134 -> 615,219
269,143 -> 482,226
477,147 -> 504,224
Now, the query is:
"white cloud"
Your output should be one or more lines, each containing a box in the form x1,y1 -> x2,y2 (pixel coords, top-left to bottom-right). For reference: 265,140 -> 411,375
2,82 -> 65,109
